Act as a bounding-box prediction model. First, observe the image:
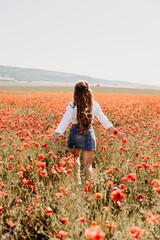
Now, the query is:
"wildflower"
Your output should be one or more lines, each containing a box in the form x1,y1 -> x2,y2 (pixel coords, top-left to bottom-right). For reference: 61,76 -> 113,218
1,143 -> 6,147
119,184 -> 128,193
29,184 -> 34,192
141,163 -> 150,169
0,191 -> 8,198
106,181 -> 114,188
93,193 -> 102,200
0,206 -> 3,214
134,152 -> 140,158
27,205 -> 33,214
33,199 -> 39,205
111,189 -> 125,201
50,167 -> 57,174
91,220 -> 96,226
6,220 -> 15,227
0,184 -> 6,189
47,151 -> 53,157
122,173 -> 136,182
34,141 -> 40,147
60,217 -> 68,225
35,194 -> 42,199
84,225 -> 105,240
35,161 -> 46,168
153,164 -> 159,169
23,142 -> 29,148
17,171 -> 24,178
136,194 -> 145,201
26,165 -> 33,171
105,220 -> 117,229
129,226 -> 145,239
84,185 -> 92,193
16,199 -> 23,204
151,179 -> 160,187
154,187 -> 160,193
38,154 -> 44,160
38,168 -> 48,177
100,146 -> 107,152
45,207 -> 52,216
41,142 -> 47,148
49,238 -> 59,240
66,169 -> 72,174
77,217 -> 86,223
56,192 -> 64,199
52,155 -> 58,160
8,155 -> 14,161
106,169 -> 113,174
6,165 -> 12,170
122,138 -> 127,143
58,230 -> 68,238
21,178 -> 29,185
146,212 -> 159,224
59,186 -> 68,195
136,164 -> 143,170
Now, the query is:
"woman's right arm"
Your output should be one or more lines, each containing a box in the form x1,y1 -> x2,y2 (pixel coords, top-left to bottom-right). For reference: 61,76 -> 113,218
52,104 -> 73,144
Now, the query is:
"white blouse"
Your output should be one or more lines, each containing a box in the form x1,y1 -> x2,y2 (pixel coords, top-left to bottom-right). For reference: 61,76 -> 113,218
55,100 -> 113,135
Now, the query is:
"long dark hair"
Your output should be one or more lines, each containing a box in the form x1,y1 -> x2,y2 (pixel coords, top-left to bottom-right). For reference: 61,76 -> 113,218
73,81 -> 93,134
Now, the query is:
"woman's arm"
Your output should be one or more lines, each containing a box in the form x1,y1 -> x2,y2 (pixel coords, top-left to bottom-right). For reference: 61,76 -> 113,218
94,102 -> 113,129
52,104 -> 72,144
94,102 -> 125,141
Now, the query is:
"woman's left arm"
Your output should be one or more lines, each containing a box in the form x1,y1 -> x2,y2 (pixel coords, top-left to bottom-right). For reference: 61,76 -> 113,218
94,102 -> 125,141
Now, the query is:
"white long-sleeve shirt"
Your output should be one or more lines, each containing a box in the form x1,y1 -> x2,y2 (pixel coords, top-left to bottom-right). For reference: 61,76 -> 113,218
54,100 -> 113,135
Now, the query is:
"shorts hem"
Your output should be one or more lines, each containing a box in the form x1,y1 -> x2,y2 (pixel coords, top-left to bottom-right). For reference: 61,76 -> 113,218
68,147 -> 96,151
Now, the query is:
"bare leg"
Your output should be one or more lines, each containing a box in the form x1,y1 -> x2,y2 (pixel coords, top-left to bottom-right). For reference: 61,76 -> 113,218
70,149 -> 81,184
81,150 -> 94,181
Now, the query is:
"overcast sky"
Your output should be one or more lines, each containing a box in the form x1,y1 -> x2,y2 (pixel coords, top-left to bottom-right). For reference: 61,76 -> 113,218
0,0 -> 160,86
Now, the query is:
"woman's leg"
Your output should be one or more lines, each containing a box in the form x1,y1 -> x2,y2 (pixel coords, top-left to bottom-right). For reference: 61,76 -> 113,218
81,150 -> 94,181
70,149 -> 81,184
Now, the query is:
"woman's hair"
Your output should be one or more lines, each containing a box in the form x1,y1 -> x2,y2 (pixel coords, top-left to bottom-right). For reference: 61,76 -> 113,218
73,81 -> 93,134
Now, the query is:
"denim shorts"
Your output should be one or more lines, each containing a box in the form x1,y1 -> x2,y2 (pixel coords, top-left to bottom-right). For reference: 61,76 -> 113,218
67,124 -> 96,150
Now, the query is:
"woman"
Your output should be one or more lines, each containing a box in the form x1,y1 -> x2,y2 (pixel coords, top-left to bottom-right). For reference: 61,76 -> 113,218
52,81 -> 125,183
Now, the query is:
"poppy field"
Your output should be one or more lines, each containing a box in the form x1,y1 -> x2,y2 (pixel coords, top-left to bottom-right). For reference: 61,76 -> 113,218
0,89 -> 160,240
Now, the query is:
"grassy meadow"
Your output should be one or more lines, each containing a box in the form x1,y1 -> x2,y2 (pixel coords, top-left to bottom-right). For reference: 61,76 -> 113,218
0,85 -> 160,239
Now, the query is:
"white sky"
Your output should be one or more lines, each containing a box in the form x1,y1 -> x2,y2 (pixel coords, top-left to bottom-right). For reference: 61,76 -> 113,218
0,0 -> 160,86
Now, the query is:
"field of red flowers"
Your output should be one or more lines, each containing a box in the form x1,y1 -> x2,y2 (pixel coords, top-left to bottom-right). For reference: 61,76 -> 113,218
0,90 -> 160,240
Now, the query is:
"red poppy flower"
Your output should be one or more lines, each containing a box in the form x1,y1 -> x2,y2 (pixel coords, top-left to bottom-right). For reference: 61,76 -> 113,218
129,226 -> 145,239
60,217 -> 68,225
84,225 -> 105,240
45,207 -> 52,216
146,212 -> 159,224
111,189 -> 125,201
58,230 -> 68,238
93,193 -> 102,200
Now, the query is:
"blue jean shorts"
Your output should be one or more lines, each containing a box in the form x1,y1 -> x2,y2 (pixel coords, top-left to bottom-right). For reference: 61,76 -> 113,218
67,124 -> 96,150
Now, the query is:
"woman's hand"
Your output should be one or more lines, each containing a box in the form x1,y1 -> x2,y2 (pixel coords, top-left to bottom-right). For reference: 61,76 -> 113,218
108,127 -> 127,142
117,132 -> 126,141
52,132 -> 59,144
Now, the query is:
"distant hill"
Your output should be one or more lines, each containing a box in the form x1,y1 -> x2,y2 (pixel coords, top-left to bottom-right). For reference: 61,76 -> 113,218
0,65 -> 159,89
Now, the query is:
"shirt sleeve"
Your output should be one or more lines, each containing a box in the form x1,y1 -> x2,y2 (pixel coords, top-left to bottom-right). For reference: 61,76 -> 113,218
54,104 -> 73,135
94,102 -> 113,129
